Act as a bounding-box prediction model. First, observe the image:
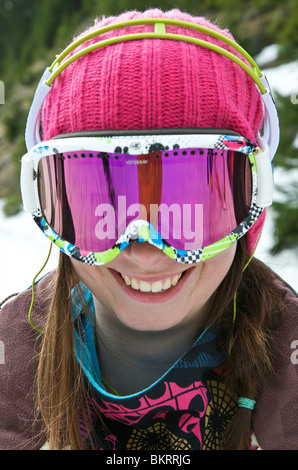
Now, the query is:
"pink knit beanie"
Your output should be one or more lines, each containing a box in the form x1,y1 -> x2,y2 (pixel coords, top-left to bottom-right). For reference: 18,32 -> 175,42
41,8 -> 265,254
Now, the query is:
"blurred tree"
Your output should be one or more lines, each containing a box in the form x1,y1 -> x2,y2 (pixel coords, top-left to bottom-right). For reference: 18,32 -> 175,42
0,0 -> 38,81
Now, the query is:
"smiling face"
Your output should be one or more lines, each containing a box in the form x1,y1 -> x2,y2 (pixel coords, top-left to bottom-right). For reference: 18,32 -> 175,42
71,241 -> 237,332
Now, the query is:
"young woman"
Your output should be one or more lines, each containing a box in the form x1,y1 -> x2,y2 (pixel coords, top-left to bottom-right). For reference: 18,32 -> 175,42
0,9 -> 297,451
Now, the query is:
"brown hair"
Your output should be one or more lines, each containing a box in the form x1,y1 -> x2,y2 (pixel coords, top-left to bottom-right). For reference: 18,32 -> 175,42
35,236 -> 285,449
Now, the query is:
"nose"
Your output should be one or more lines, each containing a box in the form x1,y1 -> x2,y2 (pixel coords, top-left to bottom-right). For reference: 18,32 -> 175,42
121,241 -> 169,270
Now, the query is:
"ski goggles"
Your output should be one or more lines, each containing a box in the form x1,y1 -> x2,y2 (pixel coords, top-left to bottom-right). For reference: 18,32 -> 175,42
20,129 -> 273,265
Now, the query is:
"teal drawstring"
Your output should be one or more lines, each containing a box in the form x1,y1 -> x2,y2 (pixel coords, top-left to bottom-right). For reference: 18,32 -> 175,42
238,397 -> 256,410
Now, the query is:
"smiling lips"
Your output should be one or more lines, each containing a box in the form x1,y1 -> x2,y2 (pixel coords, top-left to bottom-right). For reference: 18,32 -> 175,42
120,272 -> 183,293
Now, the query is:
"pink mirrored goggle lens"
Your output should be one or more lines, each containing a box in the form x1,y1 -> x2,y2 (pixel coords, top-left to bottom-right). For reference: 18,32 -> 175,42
38,147 -> 252,253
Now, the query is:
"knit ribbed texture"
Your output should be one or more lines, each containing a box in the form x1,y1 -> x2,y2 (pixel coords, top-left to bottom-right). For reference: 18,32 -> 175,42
41,8 -> 265,253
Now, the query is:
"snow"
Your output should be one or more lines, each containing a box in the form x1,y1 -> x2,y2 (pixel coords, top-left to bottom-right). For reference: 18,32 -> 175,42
263,61 -> 298,97
255,44 -> 280,67
0,201 -> 59,300
0,46 -> 297,301
256,44 -> 298,102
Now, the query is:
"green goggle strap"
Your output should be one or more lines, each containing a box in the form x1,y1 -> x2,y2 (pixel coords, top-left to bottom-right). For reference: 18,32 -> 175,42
47,18 -> 266,94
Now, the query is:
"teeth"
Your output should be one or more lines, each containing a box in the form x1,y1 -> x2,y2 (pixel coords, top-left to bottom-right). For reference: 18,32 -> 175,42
120,273 -> 183,293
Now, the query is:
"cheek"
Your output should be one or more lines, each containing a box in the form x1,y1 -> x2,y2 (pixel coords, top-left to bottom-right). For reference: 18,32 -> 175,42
207,243 -> 237,275
192,243 -> 237,295
71,260 -> 120,319
70,258 -> 96,284
70,258 -> 107,298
